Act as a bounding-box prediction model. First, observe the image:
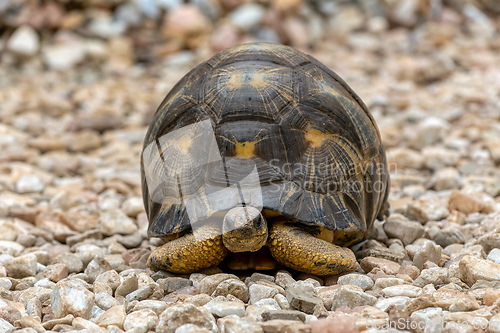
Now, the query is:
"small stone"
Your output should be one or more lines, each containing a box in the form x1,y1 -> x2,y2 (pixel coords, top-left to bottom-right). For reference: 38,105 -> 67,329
95,305 -> 126,329
275,271 -> 295,289
51,279 -> 94,319
249,284 -> 279,305
431,167 -> 461,191
387,148 -> 424,170
115,273 -> 139,297
95,291 -> 119,310
360,257 -> 401,275
430,225 -> 465,248
0,318 -> 14,332
382,285 -> 423,298
487,249 -> 500,264
121,197 -> 145,218
245,273 -> 275,286
448,190 -> 491,215
253,298 -> 280,310
124,308 -> 158,332
185,294 -> 212,307
5,253 -> 37,278
220,316 -> 263,333
212,278 -> 248,302
478,230 -> 500,253
229,4 -> 265,32
44,263 -> 68,282
375,296 -> 411,312
197,273 -> 238,295
261,309 -> 306,322
0,241 -> 24,256
204,297 -> 245,317
410,307 -> 444,332
42,41 -> 86,70
383,213 -> 425,246
260,319 -> 310,333
484,288 -> 500,306
405,199 -> 449,223
42,314 -> 74,330
311,314 -> 358,333
413,240 -> 442,269
158,277 -> 193,294
413,267 -> 449,287
0,306 -> 22,325
53,253 -> 83,273
373,277 -> 405,290
286,286 -> 327,316
131,300 -> 168,315
330,285 -> 377,311
16,175 -> 44,193
433,288 -> 479,311
126,283 -> 157,301
7,25 -> 39,56
99,209 -> 138,236
157,303 -> 217,333
337,273 -> 374,291
18,286 -> 52,308
459,255 -> 500,286
274,294 -> 290,310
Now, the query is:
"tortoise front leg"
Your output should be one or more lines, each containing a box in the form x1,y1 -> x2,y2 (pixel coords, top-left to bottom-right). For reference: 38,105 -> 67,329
148,223 -> 228,274
268,221 -> 357,276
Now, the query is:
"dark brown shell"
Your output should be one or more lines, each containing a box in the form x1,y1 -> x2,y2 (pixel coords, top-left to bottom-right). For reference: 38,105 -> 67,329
141,43 -> 389,245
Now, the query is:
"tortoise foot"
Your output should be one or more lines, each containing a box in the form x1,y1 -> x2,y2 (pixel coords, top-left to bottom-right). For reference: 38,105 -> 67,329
268,221 -> 357,276
147,224 -> 228,274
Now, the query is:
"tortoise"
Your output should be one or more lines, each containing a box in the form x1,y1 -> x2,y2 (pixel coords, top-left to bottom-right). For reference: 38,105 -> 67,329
141,43 -> 389,276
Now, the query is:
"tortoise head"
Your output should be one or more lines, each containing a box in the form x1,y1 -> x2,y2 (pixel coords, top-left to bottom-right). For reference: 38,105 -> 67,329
222,206 -> 268,253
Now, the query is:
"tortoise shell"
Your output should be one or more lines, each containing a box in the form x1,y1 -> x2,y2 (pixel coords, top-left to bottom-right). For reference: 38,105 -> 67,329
141,43 -> 389,246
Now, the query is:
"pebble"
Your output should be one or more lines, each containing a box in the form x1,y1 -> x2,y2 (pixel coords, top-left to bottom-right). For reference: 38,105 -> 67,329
44,263 -> 68,282
5,253 -> 37,278
51,279 -> 95,319
157,276 -> 191,294
413,267 -> 449,287
124,308 -> 158,332
413,240 -> 442,269
95,291 -> 119,310
382,285 -> 423,298
459,255 -> 500,286
156,303 -> 217,333
204,296 -> 246,317
219,316 -> 263,333
360,257 -> 401,275
330,285 -> 377,311
229,4 -> 265,32
337,273 -> 374,291
7,25 -> 40,56
212,278 -> 249,302
405,199 -> 449,223
286,286 -> 327,316
487,248 -> 500,264
98,209 -> 138,236
375,296 -> 411,312
198,273 -> 238,295
383,213 -> 425,246
95,304 -> 126,329
433,288 -> 479,311
249,284 -> 279,305
373,277 -> 405,290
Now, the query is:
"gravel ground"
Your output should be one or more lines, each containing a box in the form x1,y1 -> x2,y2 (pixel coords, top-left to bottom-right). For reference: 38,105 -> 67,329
1,1 -> 500,333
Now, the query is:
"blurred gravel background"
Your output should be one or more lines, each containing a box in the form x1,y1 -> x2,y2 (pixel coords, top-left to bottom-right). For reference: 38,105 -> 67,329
0,0 -> 500,332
